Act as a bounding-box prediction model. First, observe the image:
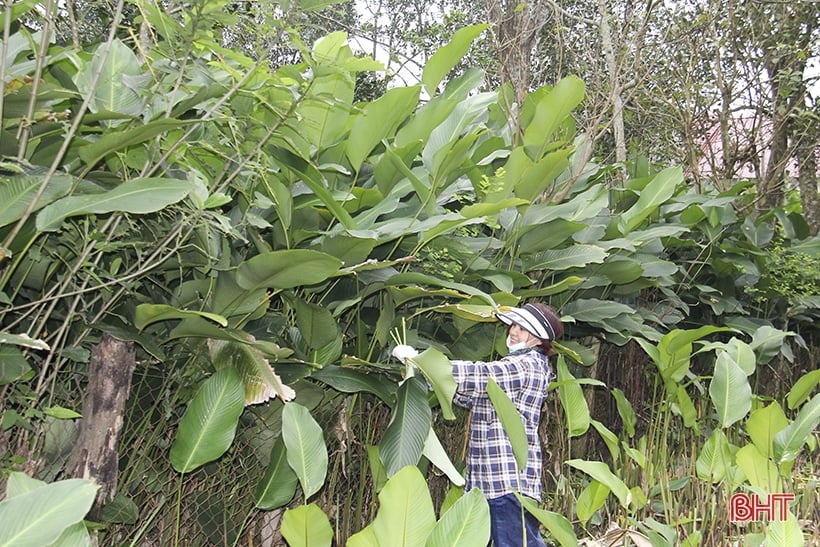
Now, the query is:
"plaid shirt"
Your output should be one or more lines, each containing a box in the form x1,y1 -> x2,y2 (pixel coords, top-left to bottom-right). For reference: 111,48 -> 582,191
451,348 -> 552,500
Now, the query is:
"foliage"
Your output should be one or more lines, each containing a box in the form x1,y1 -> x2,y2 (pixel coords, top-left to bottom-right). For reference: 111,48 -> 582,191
0,1 -> 817,546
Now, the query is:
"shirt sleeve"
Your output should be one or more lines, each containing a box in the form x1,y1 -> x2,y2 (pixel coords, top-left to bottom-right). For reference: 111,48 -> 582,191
451,357 -> 524,408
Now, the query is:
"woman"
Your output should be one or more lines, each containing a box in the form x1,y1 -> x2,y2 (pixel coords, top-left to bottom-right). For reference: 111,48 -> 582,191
394,302 -> 564,546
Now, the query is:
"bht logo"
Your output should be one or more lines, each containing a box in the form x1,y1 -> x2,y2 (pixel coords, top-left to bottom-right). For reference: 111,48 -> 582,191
730,493 -> 795,522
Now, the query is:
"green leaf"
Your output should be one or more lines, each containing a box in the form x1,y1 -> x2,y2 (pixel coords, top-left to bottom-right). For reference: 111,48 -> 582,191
556,357 -> 590,437
0,173 -> 74,228
272,146 -> 357,229
74,39 -> 144,117
294,298 -> 339,349
590,420 -> 620,463
379,377 -> 432,477
523,244 -> 608,272
574,480 -> 610,524
422,24 -> 489,97
709,350 -> 752,428
509,147 -> 573,202
486,377 -> 528,471
765,511 -> 804,547
0,476 -> 98,547
295,60 -> 352,148
521,75 -> 585,155
425,489 -> 490,547
736,444 -> 780,493
254,437 -> 298,510
36,177 -> 194,232
371,466 -> 436,547
0,332 -> 49,350
517,494 -> 579,547
77,119 -> 195,167
386,272 -> 497,307
786,369 -> 820,410
134,304 -> 227,330
411,348 -> 457,420
346,86 -> 420,171
566,459 -> 630,508
611,388 -> 636,437
617,166 -> 682,235
695,429 -> 733,484
773,393 -> 820,463
0,344 -> 31,386
282,402 -> 328,500
747,402 -> 789,460
310,365 -> 395,404
421,427 -> 465,487
236,249 -> 342,290
43,406 -> 81,420
281,503 -> 333,547
169,368 -> 245,473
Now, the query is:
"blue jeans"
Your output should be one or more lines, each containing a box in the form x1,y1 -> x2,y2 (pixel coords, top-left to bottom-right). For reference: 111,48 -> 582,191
488,493 -> 547,547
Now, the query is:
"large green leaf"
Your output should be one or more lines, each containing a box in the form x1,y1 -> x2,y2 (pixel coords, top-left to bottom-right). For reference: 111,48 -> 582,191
735,444 -> 780,493
77,119 -> 195,167
575,480 -> 610,524
709,350 -> 752,428
0,172 -> 74,228
379,376 -> 432,477
556,357 -> 590,438
411,348 -> 456,420
169,368 -> 245,473
0,476 -> 98,547
236,249 -> 342,290
280,503 -> 333,547
523,244 -> 608,272
346,86 -> 420,171
310,365 -> 395,403
294,298 -> 339,349
371,466 -> 436,547
747,402 -> 789,460
425,489 -> 489,547
617,166 -> 682,235
74,38 -> 145,117
422,24 -> 488,97
773,392 -> 820,463
134,304 -> 227,330
486,377 -> 528,471
521,75 -> 585,156
254,436 -> 298,510
297,40 -> 353,148
282,402 -> 328,500
566,459 -> 630,508
421,427 -> 465,486
695,429 -> 735,484
786,368 -> 820,410
36,177 -> 195,232
271,146 -> 357,229
517,494 -> 579,547
765,512 -> 804,547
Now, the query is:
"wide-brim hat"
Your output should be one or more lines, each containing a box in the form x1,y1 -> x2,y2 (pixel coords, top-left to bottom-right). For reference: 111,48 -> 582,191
496,303 -> 560,341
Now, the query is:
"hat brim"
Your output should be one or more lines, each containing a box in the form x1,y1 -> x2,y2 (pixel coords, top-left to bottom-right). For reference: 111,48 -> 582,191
496,307 -> 554,341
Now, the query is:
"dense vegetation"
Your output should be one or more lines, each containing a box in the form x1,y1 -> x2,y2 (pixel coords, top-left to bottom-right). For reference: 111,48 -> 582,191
0,0 -> 817,545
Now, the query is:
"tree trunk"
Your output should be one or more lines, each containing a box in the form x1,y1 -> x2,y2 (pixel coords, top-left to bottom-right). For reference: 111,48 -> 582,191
487,0 -> 550,106
598,0 -> 627,163
796,125 -> 819,236
65,333 -> 136,519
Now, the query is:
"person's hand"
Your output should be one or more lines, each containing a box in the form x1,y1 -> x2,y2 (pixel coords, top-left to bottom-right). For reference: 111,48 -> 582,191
391,344 -> 419,364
